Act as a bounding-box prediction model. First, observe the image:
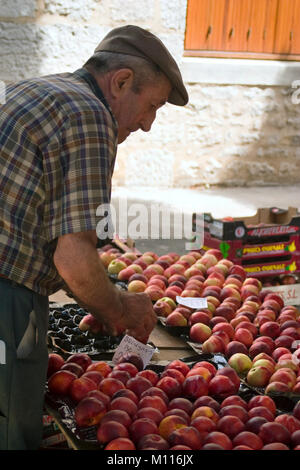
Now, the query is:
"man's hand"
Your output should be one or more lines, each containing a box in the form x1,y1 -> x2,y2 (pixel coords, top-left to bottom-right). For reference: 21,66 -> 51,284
118,291 -> 157,343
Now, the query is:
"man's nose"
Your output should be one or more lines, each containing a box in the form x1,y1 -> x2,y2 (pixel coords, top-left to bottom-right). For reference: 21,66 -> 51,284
140,112 -> 156,132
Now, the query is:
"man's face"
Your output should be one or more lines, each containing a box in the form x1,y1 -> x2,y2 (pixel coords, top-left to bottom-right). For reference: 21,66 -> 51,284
112,75 -> 172,144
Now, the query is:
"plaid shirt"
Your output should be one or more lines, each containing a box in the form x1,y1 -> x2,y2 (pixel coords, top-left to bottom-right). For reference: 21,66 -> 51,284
0,68 -> 118,296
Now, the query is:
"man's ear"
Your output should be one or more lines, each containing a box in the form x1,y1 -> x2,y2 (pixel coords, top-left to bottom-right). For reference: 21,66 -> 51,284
110,68 -> 134,99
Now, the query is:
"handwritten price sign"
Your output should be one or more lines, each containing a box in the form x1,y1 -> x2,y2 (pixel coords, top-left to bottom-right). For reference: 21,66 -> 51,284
262,284 -> 300,306
112,335 -> 156,369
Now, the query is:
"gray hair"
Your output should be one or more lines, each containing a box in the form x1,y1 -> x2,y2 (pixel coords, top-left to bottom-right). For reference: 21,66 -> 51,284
83,51 -> 165,94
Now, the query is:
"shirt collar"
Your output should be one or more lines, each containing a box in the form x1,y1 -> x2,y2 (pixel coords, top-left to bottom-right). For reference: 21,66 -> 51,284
73,68 -> 117,126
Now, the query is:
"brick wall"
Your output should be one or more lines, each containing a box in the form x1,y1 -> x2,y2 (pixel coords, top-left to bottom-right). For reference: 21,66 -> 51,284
1,0 -> 299,188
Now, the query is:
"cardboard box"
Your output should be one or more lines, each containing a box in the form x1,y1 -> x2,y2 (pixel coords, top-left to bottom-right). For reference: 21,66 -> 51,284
193,207 -> 300,280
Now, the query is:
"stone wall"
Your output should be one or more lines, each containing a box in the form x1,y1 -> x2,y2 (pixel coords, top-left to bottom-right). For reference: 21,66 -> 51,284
1,0 -> 299,188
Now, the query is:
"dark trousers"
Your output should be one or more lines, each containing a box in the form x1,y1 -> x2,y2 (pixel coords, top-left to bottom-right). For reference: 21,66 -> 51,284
0,279 -> 49,450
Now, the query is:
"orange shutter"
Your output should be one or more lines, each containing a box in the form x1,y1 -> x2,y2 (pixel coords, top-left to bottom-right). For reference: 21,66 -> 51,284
185,0 -> 300,59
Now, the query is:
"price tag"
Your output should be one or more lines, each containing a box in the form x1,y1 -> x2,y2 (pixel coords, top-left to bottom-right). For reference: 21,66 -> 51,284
112,335 -> 156,369
176,296 -> 208,309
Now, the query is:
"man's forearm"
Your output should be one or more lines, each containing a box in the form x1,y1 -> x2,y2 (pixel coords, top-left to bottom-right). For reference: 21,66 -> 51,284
53,231 -> 123,329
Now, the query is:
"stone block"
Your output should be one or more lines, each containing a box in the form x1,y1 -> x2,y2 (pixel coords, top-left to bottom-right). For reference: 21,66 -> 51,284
0,0 -> 37,18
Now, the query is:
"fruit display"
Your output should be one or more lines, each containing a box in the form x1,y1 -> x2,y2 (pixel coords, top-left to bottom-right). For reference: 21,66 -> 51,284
45,352 -> 300,450
48,303 -> 126,356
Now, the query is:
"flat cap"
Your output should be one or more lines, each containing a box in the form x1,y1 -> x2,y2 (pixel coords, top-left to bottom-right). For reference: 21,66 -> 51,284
94,25 -> 188,106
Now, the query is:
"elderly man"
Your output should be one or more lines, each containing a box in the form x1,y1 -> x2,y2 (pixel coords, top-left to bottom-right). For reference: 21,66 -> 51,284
0,25 -> 188,449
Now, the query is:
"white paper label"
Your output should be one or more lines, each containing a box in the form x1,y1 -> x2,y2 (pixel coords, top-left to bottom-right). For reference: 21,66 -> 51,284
176,296 -> 208,309
112,335 -> 156,368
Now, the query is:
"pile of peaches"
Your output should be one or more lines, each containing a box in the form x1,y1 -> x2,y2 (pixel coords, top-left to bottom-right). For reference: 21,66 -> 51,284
46,352 -> 300,450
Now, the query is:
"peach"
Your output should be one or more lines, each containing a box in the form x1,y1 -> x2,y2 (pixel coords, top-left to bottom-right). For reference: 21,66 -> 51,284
275,358 -> 299,373
235,321 -> 258,338
252,352 -> 276,366
66,353 -> 92,372
98,378 -> 125,398
113,362 -> 139,377
189,323 -> 212,343
225,341 -> 249,358
245,416 -> 269,433
128,273 -> 148,284
140,386 -> 169,404
193,396 -> 220,412
78,314 -> 103,335
173,306 -> 193,320
128,280 -> 147,293
272,346 -> 291,361
259,321 -> 281,339
248,396 -> 276,415
108,259 -> 128,274
161,368 -> 186,385
269,369 -> 297,389
248,342 -> 273,359
221,395 -> 248,410
86,361 -> 112,377
47,369 -> 77,396
247,366 -> 272,387
212,322 -> 235,340
189,311 -> 211,326
164,408 -> 190,424
126,376 -> 152,397
215,367 -> 240,392
291,429 -> 300,447
47,353 -> 65,378
129,418 -> 159,444
97,421 -> 129,444
191,406 -> 219,424
165,311 -> 188,327
275,414 -> 300,434
192,361 -> 217,377
135,407 -> 164,425
61,362 -> 84,378
158,415 -> 187,441
234,328 -> 253,348
203,431 -> 232,450
259,422 -> 291,445
208,375 -> 237,399
153,300 -> 173,317
262,442 -> 290,450
191,416 -> 217,435
156,376 -> 182,400
265,381 -> 291,394
87,389 -> 110,407
101,410 -> 132,428
165,360 -> 190,377
248,406 -> 274,421
219,405 -> 248,423
215,304 -> 235,322
228,353 -> 252,374
212,330 -> 230,347
82,371 -> 104,386
168,426 -> 202,450
137,433 -> 170,450
217,416 -> 245,439
138,395 -> 168,414
232,431 -> 263,450
74,396 -> 106,427
144,285 -> 165,301
110,396 -> 138,418
69,376 -> 97,403
104,437 -> 136,450
186,367 -> 212,383
182,375 -> 209,400
202,335 -> 225,354
136,369 -> 159,386
168,397 -> 193,415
